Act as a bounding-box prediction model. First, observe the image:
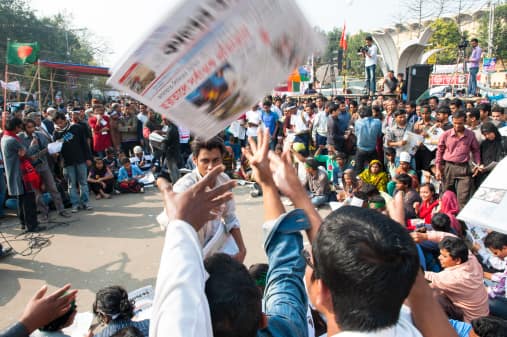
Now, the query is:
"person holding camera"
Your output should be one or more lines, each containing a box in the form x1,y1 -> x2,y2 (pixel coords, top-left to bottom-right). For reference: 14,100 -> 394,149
360,36 -> 378,97
467,38 -> 482,97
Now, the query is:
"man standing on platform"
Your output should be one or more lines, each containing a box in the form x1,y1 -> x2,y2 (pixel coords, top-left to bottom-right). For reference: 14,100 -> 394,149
467,38 -> 482,97
361,36 -> 378,97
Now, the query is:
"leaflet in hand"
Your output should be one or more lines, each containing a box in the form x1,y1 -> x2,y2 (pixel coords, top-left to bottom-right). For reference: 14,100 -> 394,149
107,0 -> 324,138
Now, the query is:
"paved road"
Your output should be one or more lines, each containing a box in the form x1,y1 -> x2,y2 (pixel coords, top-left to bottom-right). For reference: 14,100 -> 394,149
0,185 -> 271,328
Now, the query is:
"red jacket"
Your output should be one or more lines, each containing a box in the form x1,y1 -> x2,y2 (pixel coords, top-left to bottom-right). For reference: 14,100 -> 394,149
88,115 -> 112,152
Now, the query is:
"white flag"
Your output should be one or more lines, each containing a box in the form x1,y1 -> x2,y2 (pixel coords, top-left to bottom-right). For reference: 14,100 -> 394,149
0,80 -> 20,91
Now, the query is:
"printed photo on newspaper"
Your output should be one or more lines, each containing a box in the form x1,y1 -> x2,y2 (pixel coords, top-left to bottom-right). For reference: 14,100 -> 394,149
107,0 -> 324,138
458,157 -> 507,234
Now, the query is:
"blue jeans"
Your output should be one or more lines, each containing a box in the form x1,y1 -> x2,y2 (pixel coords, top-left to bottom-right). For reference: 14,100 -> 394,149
0,169 -> 6,216
365,64 -> 376,95
311,195 -> 328,207
260,209 -> 310,337
468,67 -> 478,95
63,163 -> 89,207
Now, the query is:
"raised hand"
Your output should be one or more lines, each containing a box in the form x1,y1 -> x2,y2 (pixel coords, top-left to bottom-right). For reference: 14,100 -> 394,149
160,165 -> 235,231
243,127 -> 273,186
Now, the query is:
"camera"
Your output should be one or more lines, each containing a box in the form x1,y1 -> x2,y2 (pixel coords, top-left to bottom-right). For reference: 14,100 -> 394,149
358,46 -> 369,53
458,36 -> 469,50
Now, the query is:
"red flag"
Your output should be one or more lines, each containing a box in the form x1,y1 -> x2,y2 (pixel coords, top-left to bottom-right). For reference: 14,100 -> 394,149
339,23 -> 347,50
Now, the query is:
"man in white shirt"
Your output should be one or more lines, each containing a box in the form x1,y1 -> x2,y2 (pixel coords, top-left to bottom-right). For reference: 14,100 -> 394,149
245,104 -> 261,139
361,36 -> 378,97
312,100 -> 329,151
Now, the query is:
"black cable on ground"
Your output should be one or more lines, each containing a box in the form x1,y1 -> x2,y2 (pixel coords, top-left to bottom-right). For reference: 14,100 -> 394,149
0,218 -> 76,257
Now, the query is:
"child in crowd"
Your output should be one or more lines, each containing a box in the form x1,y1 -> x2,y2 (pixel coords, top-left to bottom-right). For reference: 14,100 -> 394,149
87,158 -> 114,200
130,146 -> 154,172
103,147 -> 121,177
117,158 -> 145,193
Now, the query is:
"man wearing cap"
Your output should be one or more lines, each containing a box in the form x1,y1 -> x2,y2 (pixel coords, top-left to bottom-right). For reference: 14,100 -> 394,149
304,158 -> 331,208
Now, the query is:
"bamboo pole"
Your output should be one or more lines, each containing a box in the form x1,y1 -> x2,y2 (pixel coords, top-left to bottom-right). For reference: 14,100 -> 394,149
37,61 -> 42,111
25,66 -> 38,103
2,62 -> 8,131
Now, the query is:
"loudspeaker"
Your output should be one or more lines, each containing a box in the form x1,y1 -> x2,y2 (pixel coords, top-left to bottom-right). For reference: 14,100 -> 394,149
406,64 -> 432,102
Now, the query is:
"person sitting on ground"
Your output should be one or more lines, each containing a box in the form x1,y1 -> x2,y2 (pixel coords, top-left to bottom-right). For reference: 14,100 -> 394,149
103,148 -> 121,178
437,190 -> 462,236
117,158 -> 144,194
424,236 -> 489,322
384,147 -> 397,179
414,183 -> 440,224
32,299 -> 77,337
471,316 -> 507,337
337,168 -> 359,202
150,128 -> 457,337
483,231 -> 507,319
304,157 -> 331,207
130,146 -> 153,172
395,173 -> 421,221
313,148 -> 351,189
0,284 -> 77,337
88,158 -> 114,200
90,286 -> 149,337
388,151 -> 419,194
358,159 -> 389,192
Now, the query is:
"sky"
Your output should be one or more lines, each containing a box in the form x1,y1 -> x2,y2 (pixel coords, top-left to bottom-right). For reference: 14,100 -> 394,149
26,0 -> 488,67
27,0 -> 408,67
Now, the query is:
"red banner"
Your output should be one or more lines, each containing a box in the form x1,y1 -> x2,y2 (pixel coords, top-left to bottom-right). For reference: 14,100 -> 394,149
429,74 -> 469,86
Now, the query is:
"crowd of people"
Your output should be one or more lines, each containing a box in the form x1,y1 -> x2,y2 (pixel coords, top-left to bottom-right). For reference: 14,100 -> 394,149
1,89 -> 507,337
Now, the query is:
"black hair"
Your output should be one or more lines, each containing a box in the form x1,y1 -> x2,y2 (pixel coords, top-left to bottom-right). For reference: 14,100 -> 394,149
419,182 -> 436,196
5,117 -> 23,131
204,254 -> 261,337
471,316 -> 507,337
191,136 -> 226,158
450,98 -> 463,108
361,182 -> 379,197
431,213 -> 452,233
469,108 -> 480,120
40,300 -> 76,331
478,102 -> 492,114
492,105 -> 504,114
262,100 -> 272,107
110,327 -> 144,337
365,35 -> 373,41
437,106 -> 451,115
484,231 -> 507,250
92,286 -> 135,323
439,237 -> 468,263
396,173 -> 411,187
394,109 -> 406,117
359,106 -> 372,118
54,112 -> 67,122
327,102 -> 338,112
452,110 -> 467,120
421,105 -> 431,114
406,101 -> 416,109
305,157 -> 320,170
313,206 -> 419,332
121,157 -> 131,165
23,118 -> 36,128
470,38 -> 479,43
349,100 -> 358,108
429,96 -> 439,104
385,147 -> 396,156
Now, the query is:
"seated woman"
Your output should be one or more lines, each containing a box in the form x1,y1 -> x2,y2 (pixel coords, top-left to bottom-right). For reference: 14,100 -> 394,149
424,236 -> 489,322
358,159 -> 389,192
337,169 -> 359,202
437,190 -> 462,236
414,183 -> 439,224
88,158 -> 114,200
117,158 -> 145,193
91,286 -> 149,337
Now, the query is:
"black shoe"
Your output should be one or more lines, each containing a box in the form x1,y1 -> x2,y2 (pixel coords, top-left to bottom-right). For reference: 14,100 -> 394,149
0,247 -> 13,258
20,224 -> 26,230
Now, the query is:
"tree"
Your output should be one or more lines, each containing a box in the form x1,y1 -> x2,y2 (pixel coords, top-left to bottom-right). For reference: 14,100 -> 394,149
427,18 -> 462,64
402,0 -> 435,37
478,3 -> 507,61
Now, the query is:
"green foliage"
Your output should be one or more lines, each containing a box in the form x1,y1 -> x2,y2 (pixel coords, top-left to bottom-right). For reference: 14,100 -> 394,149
478,3 -> 507,60
427,18 -> 462,64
